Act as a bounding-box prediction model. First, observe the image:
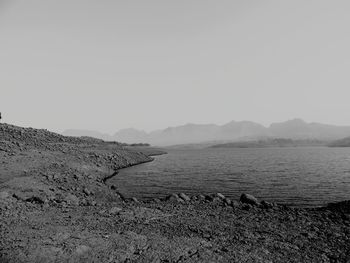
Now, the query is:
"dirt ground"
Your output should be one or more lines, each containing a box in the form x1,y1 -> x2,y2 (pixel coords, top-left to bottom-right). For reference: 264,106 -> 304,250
0,123 -> 349,262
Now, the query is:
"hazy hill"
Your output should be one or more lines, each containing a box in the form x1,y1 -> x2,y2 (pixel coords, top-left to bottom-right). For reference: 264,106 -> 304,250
269,119 -> 350,139
113,128 -> 149,144
62,119 -> 350,146
63,129 -> 113,141
211,138 -> 328,148
328,136 -> 350,147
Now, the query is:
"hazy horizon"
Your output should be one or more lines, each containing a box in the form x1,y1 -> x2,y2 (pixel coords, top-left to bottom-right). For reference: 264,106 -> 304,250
1,0 -> 350,134
63,118 -> 350,135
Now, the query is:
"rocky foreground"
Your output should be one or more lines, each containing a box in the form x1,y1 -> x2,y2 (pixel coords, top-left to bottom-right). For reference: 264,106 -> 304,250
0,124 -> 349,263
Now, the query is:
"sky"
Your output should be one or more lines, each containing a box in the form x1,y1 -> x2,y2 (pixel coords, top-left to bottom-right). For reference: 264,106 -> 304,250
1,0 -> 350,134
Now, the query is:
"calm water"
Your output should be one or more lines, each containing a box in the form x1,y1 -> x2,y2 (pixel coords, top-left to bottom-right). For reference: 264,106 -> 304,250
109,147 -> 350,207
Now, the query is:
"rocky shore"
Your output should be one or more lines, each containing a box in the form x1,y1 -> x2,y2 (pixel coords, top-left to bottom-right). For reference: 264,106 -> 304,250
0,123 -> 349,262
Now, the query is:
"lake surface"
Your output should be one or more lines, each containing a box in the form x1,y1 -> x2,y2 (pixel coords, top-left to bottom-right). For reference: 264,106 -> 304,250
109,147 -> 350,207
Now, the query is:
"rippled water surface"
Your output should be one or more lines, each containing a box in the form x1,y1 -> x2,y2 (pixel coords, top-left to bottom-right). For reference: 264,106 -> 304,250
109,147 -> 350,207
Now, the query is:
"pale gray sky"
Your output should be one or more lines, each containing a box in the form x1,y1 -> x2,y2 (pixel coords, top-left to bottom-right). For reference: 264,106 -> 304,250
1,0 -> 350,133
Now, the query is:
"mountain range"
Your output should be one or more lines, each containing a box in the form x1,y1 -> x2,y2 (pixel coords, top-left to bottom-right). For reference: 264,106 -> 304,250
62,119 -> 350,146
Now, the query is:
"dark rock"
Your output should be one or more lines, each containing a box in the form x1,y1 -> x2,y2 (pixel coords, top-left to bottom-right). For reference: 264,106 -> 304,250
326,200 -> 350,214
205,195 -> 214,201
240,193 -> 259,206
179,193 -> 191,202
242,204 -> 252,210
261,200 -> 273,209
166,193 -> 179,202
110,184 -> 117,190
26,196 -> 46,204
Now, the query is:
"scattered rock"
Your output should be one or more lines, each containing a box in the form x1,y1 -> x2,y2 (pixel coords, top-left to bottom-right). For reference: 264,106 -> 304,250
65,194 -> 80,205
240,193 -> 259,206
223,198 -> 232,205
26,196 -> 46,204
83,187 -> 92,195
212,197 -> 221,203
109,207 -> 122,214
217,193 -> 226,200
198,194 -> 206,200
153,198 -> 161,203
231,200 -> 240,208
75,245 -> 90,255
179,193 -> 191,202
131,197 -> 139,203
0,191 -> 10,200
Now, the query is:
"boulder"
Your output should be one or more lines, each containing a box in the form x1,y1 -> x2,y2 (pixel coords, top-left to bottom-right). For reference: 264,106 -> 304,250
240,193 -> 259,206
179,193 -> 190,202
166,193 -> 179,202
217,193 -> 226,200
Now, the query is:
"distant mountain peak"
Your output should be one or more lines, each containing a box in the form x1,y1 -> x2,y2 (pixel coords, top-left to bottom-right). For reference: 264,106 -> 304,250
63,119 -> 350,146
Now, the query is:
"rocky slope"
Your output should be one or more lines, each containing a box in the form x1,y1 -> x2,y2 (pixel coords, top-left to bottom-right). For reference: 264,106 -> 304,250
1,123 -> 350,262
